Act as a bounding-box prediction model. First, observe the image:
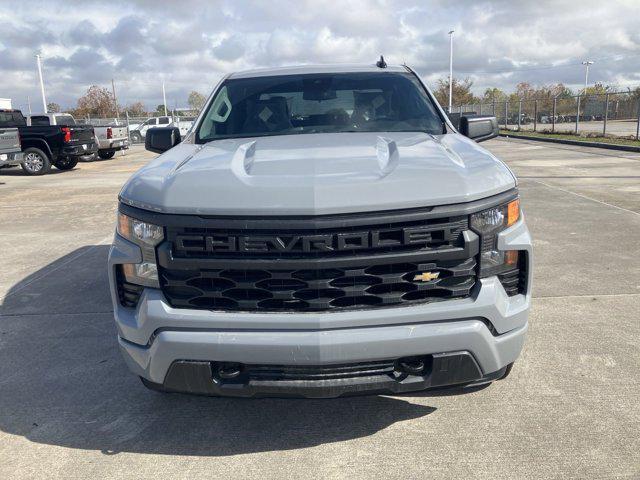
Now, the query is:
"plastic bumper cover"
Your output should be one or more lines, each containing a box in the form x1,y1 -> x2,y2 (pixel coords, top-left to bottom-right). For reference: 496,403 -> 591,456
0,151 -> 23,165
108,217 -> 532,396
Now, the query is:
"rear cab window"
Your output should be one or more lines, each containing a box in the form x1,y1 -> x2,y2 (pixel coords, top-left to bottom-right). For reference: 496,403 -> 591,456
0,111 -> 27,127
30,116 -> 50,126
55,115 -> 76,125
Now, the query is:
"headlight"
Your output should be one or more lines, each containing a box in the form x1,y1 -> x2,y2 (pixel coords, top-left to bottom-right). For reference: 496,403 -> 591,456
470,198 -> 520,277
116,211 -> 164,287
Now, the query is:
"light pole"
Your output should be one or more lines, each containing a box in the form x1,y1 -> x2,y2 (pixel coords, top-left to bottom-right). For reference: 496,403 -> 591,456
162,81 -> 168,116
35,54 -> 47,113
448,30 -> 454,112
582,60 -> 593,93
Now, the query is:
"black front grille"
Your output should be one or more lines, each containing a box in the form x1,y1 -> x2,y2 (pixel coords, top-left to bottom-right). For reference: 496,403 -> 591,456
157,210 -> 479,312
160,257 -> 476,311
242,361 -> 398,381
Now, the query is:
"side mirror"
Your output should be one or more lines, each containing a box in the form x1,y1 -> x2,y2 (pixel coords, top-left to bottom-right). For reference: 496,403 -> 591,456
145,127 -> 181,153
459,115 -> 499,142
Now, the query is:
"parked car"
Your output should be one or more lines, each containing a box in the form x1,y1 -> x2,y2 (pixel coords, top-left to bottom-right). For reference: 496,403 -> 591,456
109,62 -> 532,398
0,125 -> 23,169
129,116 -> 194,143
2,109 -> 97,175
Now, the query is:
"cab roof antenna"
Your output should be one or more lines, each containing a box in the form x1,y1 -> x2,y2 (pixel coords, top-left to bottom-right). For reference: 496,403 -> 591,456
376,55 -> 387,68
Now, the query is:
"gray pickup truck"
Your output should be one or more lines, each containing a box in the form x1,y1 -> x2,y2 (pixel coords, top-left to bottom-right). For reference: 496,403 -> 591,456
0,126 -> 23,168
93,125 -> 129,159
109,62 -> 532,398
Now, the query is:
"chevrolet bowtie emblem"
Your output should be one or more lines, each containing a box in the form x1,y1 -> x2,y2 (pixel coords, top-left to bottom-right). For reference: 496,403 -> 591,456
413,271 -> 440,282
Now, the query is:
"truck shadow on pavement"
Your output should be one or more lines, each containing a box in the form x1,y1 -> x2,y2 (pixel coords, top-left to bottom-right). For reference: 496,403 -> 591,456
0,246 -> 436,456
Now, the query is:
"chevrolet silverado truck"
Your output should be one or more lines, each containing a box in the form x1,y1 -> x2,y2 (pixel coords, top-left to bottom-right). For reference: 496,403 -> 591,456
1,109 -> 97,175
27,113 -> 128,160
0,125 -> 23,168
109,62 -> 532,398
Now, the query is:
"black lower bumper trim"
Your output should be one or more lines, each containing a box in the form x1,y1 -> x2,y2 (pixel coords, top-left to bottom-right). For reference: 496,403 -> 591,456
146,352 -> 505,398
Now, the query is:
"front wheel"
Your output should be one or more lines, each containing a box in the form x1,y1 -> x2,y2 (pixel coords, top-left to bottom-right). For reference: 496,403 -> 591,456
54,157 -> 79,171
130,132 -> 142,143
98,149 -> 116,160
21,147 -> 51,175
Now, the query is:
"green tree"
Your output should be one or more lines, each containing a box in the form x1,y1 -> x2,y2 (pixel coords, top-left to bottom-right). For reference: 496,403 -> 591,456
187,91 -> 206,112
584,82 -> 613,96
482,88 -> 507,102
155,104 -> 168,115
433,77 -> 477,108
46,102 -> 61,113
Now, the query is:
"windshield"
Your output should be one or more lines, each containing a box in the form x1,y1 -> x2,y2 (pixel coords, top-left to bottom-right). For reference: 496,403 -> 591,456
196,72 -> 444,143
55,115 -> 75,125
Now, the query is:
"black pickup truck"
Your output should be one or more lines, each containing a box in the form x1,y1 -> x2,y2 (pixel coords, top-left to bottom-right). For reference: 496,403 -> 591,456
0,109 -> 97,175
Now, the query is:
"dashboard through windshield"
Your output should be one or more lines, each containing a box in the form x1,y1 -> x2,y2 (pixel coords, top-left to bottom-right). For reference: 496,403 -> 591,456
196,72 -> 445,143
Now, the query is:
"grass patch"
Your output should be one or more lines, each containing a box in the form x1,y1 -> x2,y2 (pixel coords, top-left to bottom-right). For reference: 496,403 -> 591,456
500,129 -> 640,147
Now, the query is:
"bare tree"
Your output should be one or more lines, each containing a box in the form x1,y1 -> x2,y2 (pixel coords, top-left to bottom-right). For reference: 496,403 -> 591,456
74,85 -> 116,118
125,101 -> 146,116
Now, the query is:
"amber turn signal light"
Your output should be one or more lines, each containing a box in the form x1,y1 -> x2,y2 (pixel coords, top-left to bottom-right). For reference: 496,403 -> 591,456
504,250 -> 519,266
506,199 -> 520,227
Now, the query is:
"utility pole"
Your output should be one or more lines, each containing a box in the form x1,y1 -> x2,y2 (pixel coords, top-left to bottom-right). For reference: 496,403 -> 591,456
27,96 -> 32,114
162,81 -> 168,116
448,30 -> 454,112
35,54 -> 47,113
111,79 -> 119,118
582,60 -> 594,93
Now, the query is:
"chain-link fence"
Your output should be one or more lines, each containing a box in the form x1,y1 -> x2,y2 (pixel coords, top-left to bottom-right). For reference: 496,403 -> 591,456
76,110 -> 198,143
450,92 -> 640,139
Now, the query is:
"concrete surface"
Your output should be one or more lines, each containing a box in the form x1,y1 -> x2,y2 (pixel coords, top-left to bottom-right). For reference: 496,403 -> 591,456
0,141 -> 638,479
517,119 -> 640,137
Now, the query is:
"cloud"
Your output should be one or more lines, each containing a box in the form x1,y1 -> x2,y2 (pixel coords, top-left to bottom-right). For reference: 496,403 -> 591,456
213,36 -> 246,62
0,0 -> 638,111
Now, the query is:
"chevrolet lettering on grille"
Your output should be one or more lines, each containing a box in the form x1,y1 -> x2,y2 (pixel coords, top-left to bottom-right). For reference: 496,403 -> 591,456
174,226 -> 456,254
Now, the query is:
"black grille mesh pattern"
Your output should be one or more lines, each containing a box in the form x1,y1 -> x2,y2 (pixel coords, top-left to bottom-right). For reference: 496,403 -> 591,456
160,257 -> 476,312
498,253 -> 528,296
159,213 -> 478,312
116,267 -> 144,308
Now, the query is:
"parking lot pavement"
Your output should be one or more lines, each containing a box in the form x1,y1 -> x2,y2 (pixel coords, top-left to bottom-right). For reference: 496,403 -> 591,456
518,119 -> 640,137
0,141 -> 638,479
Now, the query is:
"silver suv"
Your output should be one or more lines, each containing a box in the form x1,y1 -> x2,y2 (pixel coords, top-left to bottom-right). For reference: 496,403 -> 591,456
108,63 -> 532,398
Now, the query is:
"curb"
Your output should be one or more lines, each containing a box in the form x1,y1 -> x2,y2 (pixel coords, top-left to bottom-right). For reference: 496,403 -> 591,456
499,133 -> 640,153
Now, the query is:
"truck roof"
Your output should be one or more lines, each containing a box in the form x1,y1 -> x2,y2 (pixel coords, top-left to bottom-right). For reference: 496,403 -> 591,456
228,63 -> 409,79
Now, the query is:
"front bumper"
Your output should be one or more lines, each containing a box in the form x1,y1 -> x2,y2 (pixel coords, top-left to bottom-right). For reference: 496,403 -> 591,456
108,218 -> 532,397
0,151 -> 23,166
98,138 -> 129,150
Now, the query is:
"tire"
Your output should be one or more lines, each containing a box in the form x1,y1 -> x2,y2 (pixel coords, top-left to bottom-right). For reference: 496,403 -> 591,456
98,149 -> 116,160
21,147 -> 51,175
54,157 -> 79,171
130,132 -> 142,143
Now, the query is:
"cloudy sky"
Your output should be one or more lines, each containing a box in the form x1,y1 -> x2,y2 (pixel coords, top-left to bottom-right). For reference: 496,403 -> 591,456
1,0 -> 639,112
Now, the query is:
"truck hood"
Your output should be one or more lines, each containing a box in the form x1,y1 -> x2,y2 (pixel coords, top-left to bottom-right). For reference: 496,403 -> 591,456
120,132 -> 516,215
